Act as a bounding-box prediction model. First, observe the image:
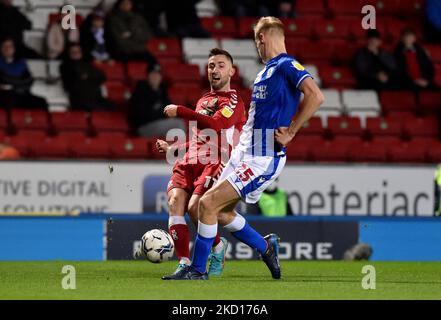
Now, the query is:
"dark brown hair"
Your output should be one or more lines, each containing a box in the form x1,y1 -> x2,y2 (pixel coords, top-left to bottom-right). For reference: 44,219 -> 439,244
208,48 -> 234,65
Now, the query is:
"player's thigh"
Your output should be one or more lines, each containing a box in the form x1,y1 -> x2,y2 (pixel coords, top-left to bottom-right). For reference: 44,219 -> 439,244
187,194 -> 202,226
167,188 -> 190,216
200,179 -> 241,215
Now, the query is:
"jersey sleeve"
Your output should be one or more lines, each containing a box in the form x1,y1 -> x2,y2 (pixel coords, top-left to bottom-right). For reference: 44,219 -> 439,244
176,93 -> 245,132
281,59 -> 312,89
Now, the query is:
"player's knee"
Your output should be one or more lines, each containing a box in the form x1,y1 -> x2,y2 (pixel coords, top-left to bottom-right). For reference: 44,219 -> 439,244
199,193 -> 216,217
168,195 -> 184,216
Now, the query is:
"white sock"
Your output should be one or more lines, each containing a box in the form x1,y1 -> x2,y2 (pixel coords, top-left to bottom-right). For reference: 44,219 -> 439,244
198,221 -> 218,238
224,212 -> 246,232
168,215 -> 186,228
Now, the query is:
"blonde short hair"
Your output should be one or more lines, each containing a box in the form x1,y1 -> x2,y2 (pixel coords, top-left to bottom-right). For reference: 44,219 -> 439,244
253,16 -> 285,40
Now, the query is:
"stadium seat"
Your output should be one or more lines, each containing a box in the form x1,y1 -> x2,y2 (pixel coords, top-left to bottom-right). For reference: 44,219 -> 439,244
387,140 -> 427,163
91,111 -> 130,133
319,89 -> 343,112
110,137 -> 150,159
220,39 -> 259,59
31,136 -> 71,159
327,116 -> 363,137
295,0 -> 326,16
168,86 -> 189,106
342,90 -> 380,112
3,131 -> 48,157
348,141 -> 388,162
50,111 -> 90,133
238,17 -> 258,38
281,18 -> 316,39
304,64 -> 321,86
397,0 -> 425,16
366,117 -> 403,138
200,16 -> 237,38
238,88 -> 252,111
314,109 -> 342,127
347,110 -> 380,128
70,137 -> 112,159
147,38 -> 182,59
310,140 -> 351,162
0,109 -> 8,131
373,0 -> 400,16
92,61 -> 125,82
182,38 -> 218,60
425,44 -> 441,64
379,91 -> 417,114
299,117 -> 324,136
286,135 -> 323,161
403,117 -> 439,138
163,64 -> 201,84
31,81 -> 70,109
419,92 -> 441,113
434,64 -> 441,88
320,66 -> 357,89
101,82 -> 130,106
26,60 -> 47,80
328,0 -> 365,16
314,18 -> 353,40
126,61 -> 148,85
287,39 -> 334,63
10,109 -> 50,132
427,141 -> 441,163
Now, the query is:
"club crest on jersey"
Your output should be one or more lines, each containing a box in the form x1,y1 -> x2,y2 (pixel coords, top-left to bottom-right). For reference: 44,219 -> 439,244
221,105 -> 234,118
292,61 -> 305,71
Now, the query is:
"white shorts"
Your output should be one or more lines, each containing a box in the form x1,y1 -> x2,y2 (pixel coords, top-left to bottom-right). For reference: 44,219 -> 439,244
218,148 -> 286,204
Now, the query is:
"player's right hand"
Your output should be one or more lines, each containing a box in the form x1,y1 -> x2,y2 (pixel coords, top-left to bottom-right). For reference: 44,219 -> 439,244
156,139 -> 169,153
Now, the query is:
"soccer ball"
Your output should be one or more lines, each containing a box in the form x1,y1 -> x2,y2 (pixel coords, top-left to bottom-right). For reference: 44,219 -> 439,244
141,229 -> 174,263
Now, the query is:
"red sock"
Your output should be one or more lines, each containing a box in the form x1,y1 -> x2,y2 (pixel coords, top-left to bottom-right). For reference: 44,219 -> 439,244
212,232 -> 221,247
169,224 -> 190,260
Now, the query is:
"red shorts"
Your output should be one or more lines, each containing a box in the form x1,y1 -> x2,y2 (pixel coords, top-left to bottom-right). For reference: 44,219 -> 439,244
167,160 -> 223,196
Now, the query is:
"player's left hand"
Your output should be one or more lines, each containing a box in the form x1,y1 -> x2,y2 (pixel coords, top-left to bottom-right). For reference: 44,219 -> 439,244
275,127 -> 295,147
164,104 -> 178,118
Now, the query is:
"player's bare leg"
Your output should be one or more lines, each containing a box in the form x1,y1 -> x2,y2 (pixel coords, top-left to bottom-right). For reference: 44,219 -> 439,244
161,188 -> 192,280
189,180 -> 281,279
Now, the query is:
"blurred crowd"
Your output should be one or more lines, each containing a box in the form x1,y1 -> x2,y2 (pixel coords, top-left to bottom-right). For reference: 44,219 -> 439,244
0,0 -> 440,138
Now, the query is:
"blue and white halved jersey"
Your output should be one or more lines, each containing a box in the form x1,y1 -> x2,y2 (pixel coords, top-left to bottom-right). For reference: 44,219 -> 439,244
237,53 -> 312,157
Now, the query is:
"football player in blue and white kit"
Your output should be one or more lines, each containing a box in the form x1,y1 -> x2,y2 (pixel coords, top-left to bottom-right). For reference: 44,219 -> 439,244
164,16 -> 324,280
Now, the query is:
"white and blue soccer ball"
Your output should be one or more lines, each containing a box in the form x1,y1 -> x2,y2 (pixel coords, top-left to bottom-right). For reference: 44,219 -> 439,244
141,229 -> 174,263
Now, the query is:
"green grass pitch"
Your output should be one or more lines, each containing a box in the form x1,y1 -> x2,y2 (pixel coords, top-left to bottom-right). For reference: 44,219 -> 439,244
0,261 -> 440,300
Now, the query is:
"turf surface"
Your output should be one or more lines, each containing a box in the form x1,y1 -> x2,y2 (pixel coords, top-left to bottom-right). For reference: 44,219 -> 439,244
0,261 -> 440,300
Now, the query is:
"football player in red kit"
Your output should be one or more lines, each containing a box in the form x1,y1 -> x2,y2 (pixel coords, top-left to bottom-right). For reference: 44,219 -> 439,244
156,48 -> 246,279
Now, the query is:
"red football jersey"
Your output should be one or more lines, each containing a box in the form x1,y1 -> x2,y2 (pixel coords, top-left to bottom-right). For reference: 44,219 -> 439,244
178,89 -> 246,164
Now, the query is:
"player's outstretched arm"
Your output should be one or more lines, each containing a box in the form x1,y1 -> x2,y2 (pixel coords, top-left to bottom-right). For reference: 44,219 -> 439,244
164,103 -> 242,132
275,78 -> 324,147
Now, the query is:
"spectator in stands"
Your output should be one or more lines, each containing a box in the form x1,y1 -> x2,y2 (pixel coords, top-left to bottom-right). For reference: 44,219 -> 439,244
107,0 -> 157,66
354,30 -> 398,90
277,1 -> 296,18
128,63 -> 185,137
60,42 -> 114,111
45,6 -> 81,60
164,0 -> 211,38
0,38 -> 48,110
0,0 -> 41,59
394,28 -> 435,90
246,178 -> 293,216
134,1 -> 169,37
0,143 -> 20,160
425,0 -> 441,44
80,9 -> 112,62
